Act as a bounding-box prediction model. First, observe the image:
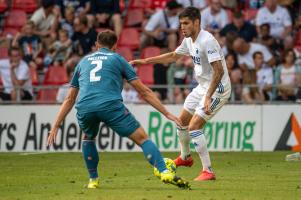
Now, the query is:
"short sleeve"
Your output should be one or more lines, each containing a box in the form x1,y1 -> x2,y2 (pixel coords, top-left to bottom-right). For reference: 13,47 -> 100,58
118,56 -> 137,82
175,38 -> 190,56
220,9 -> 229,28
170,17 -> 179,30
255,9 -> 264,26
282,8 -> 292,26
145,12 -> 161,31
261,45 -> 273,63
206,39 -> 222,63
30,10 -> 41,26
70,65 -> 80,88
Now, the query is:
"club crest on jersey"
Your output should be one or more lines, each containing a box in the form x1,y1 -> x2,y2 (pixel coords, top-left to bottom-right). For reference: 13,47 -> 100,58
196,48 -> 199,54
208,49 -> 217,54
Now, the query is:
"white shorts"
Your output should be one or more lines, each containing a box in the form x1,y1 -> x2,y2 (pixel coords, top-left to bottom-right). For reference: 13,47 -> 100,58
183,84 -> 230,122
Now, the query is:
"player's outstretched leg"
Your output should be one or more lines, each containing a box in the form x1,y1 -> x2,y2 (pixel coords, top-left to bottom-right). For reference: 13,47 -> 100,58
190,130 -> 216,181
174,126 -> 194,168
140,139 -> 191,189
82,139 -> 100,188
161,171 -> 191,189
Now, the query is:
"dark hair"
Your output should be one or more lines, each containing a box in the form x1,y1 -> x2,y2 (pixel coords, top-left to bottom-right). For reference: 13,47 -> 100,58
179,6 -> 201,22
225,52 -> 239,69
41,0 -> 55,9
79,15 -> 88,27
97,30 -> 117,49
166,0 -> 182,10
283,49 -> 296,63
260,23 -> 270,30
252,51 -> 263,59
8,46 -> 21,56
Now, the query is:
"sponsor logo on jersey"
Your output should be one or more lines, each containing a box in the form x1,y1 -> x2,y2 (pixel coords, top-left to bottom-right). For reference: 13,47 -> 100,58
207,49 -> 217,54
191,56 -> 201,65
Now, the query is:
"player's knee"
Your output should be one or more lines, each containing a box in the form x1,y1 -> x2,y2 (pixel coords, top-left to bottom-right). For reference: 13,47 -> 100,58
188,123 -> 204,132
82,133 -> 96,140
129,128 -> 149,146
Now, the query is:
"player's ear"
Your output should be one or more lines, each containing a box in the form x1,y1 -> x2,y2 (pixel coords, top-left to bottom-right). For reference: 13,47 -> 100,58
194,19 -> 200,27
95,42 -> 100,49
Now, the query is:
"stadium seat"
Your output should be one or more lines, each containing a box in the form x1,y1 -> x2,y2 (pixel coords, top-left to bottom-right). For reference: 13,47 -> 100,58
119,0 -> 125,12
0,46 -> 8,59
244,9 -> 258,22
43,66 -> 69,85
4,10 -> 27,30
151,0 -> 167,10
137,64 -> 154,85
129,0 -> 152,9
11,0 -> 38,13
1,27 -> 19,37
141,46 -> 161,59
30,68 -> 39,86
124,8 -> 144,27
0,0 -> 8,13
116,47 -> 133,61
117,28 -> 140,50
294,30 -> 301,46
37,89 -> 58,102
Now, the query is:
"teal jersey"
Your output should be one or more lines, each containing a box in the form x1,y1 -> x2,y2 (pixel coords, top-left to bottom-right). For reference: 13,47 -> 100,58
70,48 -> 138,113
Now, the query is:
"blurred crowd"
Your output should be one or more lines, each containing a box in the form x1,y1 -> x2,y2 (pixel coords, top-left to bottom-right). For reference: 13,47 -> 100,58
0,0 -> 301,103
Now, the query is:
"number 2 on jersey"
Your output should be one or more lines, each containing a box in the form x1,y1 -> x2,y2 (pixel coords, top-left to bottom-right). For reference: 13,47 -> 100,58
90,60 -> 102,82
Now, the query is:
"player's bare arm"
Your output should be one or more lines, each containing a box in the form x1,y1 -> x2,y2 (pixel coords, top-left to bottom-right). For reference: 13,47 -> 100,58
204,60 -> 224,114
47,87 -> 79,146
130,79 -> 182,127
129,51 -> 183,65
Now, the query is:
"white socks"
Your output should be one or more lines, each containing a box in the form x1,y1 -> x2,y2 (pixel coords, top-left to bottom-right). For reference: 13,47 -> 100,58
176,126 -> 191,160
189,130 -> 212,172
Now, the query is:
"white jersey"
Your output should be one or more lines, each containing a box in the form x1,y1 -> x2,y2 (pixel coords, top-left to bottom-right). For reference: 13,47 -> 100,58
175,30 -> 231,98
0,59 -> 33,95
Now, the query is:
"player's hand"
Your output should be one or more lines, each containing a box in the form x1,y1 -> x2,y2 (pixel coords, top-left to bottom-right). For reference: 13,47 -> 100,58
165,112 -> 182,127
47,127 -> 59,147
204,95 -> 212,115
129,59 -> 147,66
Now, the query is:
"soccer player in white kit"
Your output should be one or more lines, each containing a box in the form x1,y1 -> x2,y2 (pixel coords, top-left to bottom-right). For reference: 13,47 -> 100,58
130,7 -> 231,181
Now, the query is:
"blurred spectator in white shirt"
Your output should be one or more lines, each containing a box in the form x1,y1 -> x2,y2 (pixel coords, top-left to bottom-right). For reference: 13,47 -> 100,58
274,49 -> 301,101
201,0 -> 229,34
31,0 -> 59,38
233,37 -> 275,71
122,81 -> 140,103
0,47 -> 33,101
176,0 -> 206,10
253,51 -> 274,100
255,0 -> 292,39
56,66 -> 73,103
141,0 -> 183,51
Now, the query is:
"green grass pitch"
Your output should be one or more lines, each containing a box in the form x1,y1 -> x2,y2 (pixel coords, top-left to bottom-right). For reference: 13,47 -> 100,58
0,152 -> 300,200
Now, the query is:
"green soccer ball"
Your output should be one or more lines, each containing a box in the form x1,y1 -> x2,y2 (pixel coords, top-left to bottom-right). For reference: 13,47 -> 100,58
154,158 -> 177,179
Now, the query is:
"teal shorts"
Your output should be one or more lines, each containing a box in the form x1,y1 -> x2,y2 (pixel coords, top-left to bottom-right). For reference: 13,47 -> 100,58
76,104 -> 140,139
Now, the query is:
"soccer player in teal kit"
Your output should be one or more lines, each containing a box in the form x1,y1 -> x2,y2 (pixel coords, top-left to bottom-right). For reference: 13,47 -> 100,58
47,30 -> 190,189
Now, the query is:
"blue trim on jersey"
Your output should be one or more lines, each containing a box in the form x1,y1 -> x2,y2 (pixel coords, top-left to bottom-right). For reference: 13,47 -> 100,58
127,77 -> 138,82
217,82 -> 224,94
210,98 -> 220,111
189,130 -> 203,138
